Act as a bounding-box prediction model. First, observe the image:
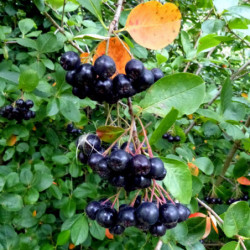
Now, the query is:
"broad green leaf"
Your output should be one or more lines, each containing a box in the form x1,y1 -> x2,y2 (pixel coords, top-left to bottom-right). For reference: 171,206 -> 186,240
150,108 -> 178,145
34,0 -> 45,11
24,187 -> 39,204
181,31 -> 196,59
36,33 -> 63,53
194,157 -> 214,175
223,201 -> 249,237
0,71 -> 19,84
16,38 -> 38,49
197,34 -> 221,53
78,0 -> 103,21
20,169 -> 33,185
0,176 -> 5,192
3,148 -> 15,161
185,217 -> 206,243
96,126 -> 125,143
52,155 -> 70,165
61,214 -> 82,231
59,97 -> 81,122
221,241 -> 239,250
220,78 -> 232,114
220,122 -> 245,140
32,172 -> 53,192
197,109 -> 223,122
47,0 -> 64,9
18,18 -> 36,35
228,18 -> 248,30
19,69 -> 39,92
131,43 -> 148,59
62,198 -> 76,218
162,157 -> 192,203
47,98 -> 59,116
71,215 -> 89,245
0,194 -> 23,212
140,73 -> 205,117
89,220 -> 105,240
228,5 -> 250,19
57,230 -> 71,246
213,0 -> 239,13
50,184 -> 62,200
202,19 -> 225,34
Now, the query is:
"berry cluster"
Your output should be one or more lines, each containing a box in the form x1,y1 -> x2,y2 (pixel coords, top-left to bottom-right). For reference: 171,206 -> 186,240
66,124 -> 82,135
204,194 -> 248,205
77,134 -> 166,191
227,194 -> 248,204
0,99 -> 35,122
204,197 -> 222,204
162,133 -> 180,143
60,51 -> 164,103
86,198 -> 190,236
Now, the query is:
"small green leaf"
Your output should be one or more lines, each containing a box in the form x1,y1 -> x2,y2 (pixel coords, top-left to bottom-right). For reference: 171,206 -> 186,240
62,198 -> 76,218
194,157 -> 214,175
96,126 -> 125,143
197,34 -> 221,53
220,78 -> 232,114
77,0 -> 103,22
47,98 -> 59,116
150,108 -> 178,145
57,230 -> 71,246
52,155 -> 70,165
0,71 -> 19,84
20,169 -> 33,185
221,241 -> 239,250
71,215 -> 89,245
24,187 -> 39,204
185,217 -> 206,243
18,18 -> 36,35
59,98 -> 81,122
89,220 -> 105,240
19,69 -> 39,92
32,172 -> 53,192
0,193 -> 23,211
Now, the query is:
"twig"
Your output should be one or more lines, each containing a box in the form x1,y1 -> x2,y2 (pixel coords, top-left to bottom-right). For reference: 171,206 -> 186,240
44,12 -> 84,53
61,0 -> 66,28
154,239 -> 163,250
227,25 -> 250,47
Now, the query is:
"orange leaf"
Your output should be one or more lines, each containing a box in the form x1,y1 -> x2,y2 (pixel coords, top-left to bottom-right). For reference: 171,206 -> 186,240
105,228 -> 114,239
52,82 -> 57,87
125,1 -> 181,50
188,162 -> 199,176
32,126 -> 37,131
80,52 -> 90,63
189,212 -> 206,218
210,215 -> 219,234
7,135 -> 17,146
202,217 -> 211,239
32,210 -> 37,217
93,37 -> 131,75
241,93 -> 248,99
237,177 -> 250,186
69,243 -> 75,249
187,114 -> 193,119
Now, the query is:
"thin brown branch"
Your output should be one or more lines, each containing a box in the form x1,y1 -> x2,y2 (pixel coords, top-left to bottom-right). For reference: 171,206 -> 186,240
61,0 -> 66,28
227,25 -> 250,47
44,12 -> 84,53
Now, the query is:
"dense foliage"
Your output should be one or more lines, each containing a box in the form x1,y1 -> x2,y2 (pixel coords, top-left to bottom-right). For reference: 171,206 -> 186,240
0,0 -> 249,249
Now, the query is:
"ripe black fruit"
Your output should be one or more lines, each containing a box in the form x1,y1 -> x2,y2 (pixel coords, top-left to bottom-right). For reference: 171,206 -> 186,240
109,225 -> 125,235
176,203 -> 190,222
148,158 -> 165,179
94,78 -> 113,95
134,175 -> 151,189
72,86 -> 88,99
113,74 -> 136,98
75,63 -> 96,86
120,142 -> 136,154
25,100 -> 34,108
83,134 -> 101,155
133,69 -> 154,92
117,207 -> 136,227
151,68 -> 164,82
162,133 -> 170,139
149,222 -> 166,236
96,207 -> 117,228
66,70 -> 76,86
110,175 -> 126,187
88,153 -> 104,171
168,136 -> 174,142
155,168 -> 167,181
96,158 -> 111,179
108,149 -> 130,172
131,154 -> 151,176
125,59 -> 144,80
136,202 -> 159,226
16,99 -> 25,107
94,55 -> 116,79
174,136 -> 181,142
78,151 -> 87,164
60,51 -> 80,71
86,201 -> 101,220
99,199 -> 112,208
160,204 -> 179,224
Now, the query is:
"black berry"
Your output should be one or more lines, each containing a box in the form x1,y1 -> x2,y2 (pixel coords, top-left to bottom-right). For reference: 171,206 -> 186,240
148,158 -> 165,179
88,153 -> 104,171
159,203 -> 179,224
136,202 -> 159,226
113,74 -> 136,98
109,225 -> 125,235
83,134 -> 101,155
86,201 -> 101,220
96,207 -> 117,228
149,222 -> 166,236
60,51 -> 80,71
94,78 -> 113,95
94,55 -> 116,79
151,68 -> 164,82
125,59 -> 144,80
117,206 -> 136,227
133,69 -> 154,92
75,63 -> 96,86
131,154 -> 151,176
108,149 -> 130,172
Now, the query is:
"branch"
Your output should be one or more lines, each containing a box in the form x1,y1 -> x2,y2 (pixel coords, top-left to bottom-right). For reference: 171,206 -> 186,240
227,25 -> 250,47
43,12 -> 84,53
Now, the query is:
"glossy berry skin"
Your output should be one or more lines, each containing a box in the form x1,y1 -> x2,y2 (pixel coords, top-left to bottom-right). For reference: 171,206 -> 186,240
149,222 -> 167,236
156,168 -> 167,181
66,70 -> 76,86
242,194 -> 249,201
24,111 -> 32,120
133,69 -> 154,92
83,134 -> 101,155
216,198 -> 222,204
94,78 -> 113,95
162,133 -> 170,139
72,86 -> 88,99
167,136 -> 174,142
176,203 -> 190,222
117,207 -> 136,227
120,142 -> 136,154
113,74 -> 136,98
227,198 -> 235,205
16,99 -> 25,107
165,222 -> 177,229
25,100 -> 34,108
125,59 -> 144,80
210,198 -> 217,204
96,158 -> 111,179
119,204 -> 129,211
86,201 -> 101,220
30,111 -> 36,118
131,154 -> 151,176
78,151 -> 87,164
160,204 -> 179,224
60,51 -> 80,71
96,207 -> 117,228
108,149 -> 130,172
5,105 -> 13,113
94,55 -> 116,79
134,196 -> 142,208
75,63 -> 96,86
88,153 -> 104,171
174,136 -> 181,142
134,175 -> 151,189
109,225 -> 125,235
205,196 -> 211,203
151,68 -> 164,82
148,158 -> 165,179
67,124 -> 74,133
110,175 -> 126,187
136,202 -> 159,226
99,199 -> 112,208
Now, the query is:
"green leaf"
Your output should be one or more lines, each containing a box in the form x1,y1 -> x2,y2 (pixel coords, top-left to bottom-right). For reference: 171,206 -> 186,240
18,18 -> 36,35
47,0 -> 64,9
181,31 -> 196,59
89,220 -> 105,240
221,78 -> 232,114
78,0 -> 103,22
61,214 -> 82,231
140,73 -> 205,117
16,38 -> 38,50
228,5 -> 250,19
150,108 -> 178,145
32,172 -> 53,192
194,157 -> 214,175
59,98 -> 81,122
96,126 -> 125,143
185,217 -> 206,243
62,198 -> 76,218
0,193 -> 23,211
162,158 -> 192,203
24,187 -> 39,204
57,230 -> 71,246
223,201 -> 249,238
36,33 -> 63,53
71,215 -> 89,245
228,18 -> 248,30
20,169 -> 33,185
34,0 -> 45,11
50,184 -> 62,200
52,155 -> 70,165
197,34 -> 221,53
47,98 -> 59,116
0,176 -> 5,192
0,71 -> 19,84
221,241 -> 239,250
213,0 -> 239,13
19,69 -> 39,92
3,148 -> 15,161
202,19 -> 225,34
220,122 -> 245,140
131,43 -> 148,59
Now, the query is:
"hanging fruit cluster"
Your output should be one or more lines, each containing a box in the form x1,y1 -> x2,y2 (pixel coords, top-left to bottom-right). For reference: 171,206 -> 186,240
60,52 -> 164,103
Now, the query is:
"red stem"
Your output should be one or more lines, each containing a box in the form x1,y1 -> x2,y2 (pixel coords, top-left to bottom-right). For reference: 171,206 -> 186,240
130,190 -> 141,207
145,188 -> 148,201
150,179 -> 156,202
155,184 -> 166,203
156,183 -> 175,205
148,187 -> 164,205
101,194 -> 117,205
111,190 -> 121,208
136,137 -> 146,154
